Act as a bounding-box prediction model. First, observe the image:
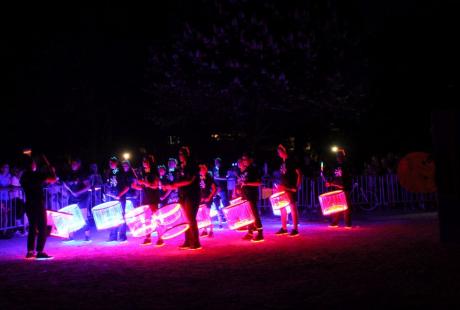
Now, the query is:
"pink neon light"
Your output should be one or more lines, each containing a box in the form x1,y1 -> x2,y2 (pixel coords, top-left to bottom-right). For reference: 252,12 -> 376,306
269,191 -> 291,210
319,190 -> 348,215
223,200 -> 255,230
197,204 -> 212,229
155,203 -> 190,239
155,204 -> 182,225
229,197 -> 243,205
125,205 -> 157,238
162,224 -> 190,240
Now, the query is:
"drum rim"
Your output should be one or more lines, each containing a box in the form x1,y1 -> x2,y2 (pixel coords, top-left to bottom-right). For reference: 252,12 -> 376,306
270,191 -> 286,199
319,190 -> 344,197
125,205 -> 152,218
93,200 -> 121,210
155,203 -> 181,220
161,223 -> 190,240
229,197 -> 243,205
227,218 -> 255,230
224,199 -> 249,209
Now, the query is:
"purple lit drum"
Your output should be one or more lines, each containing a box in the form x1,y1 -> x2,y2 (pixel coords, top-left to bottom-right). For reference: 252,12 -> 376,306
57,204 -> 86,233
269,191 -> 291,210
46,210 -> 73,238
154,203 -> 189,240
269,191 -> 292,216
222,200 -> 255,230
125,205 -> 157,237
318,190 -> 348,215
196,204 -> 212,229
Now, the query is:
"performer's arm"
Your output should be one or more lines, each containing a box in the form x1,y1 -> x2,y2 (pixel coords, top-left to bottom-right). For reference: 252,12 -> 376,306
73,180 -> 91,196
116,186 -> 130,200
203,183 -> 217,202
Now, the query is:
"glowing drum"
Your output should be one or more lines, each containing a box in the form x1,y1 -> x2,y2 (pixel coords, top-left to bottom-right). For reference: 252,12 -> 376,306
269,191 -> 292,216
318,190 -> 349,215
155,203 -> 189,240
46,210 -> 73,238
92,200 -> 133,230
125,205 -> 157,237
222,200 -> 255,230
57,204 -> 86,233
196,204 -> 212,229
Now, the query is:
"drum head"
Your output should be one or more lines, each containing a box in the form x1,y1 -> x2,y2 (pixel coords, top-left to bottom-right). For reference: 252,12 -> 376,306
93,201 -> 120,211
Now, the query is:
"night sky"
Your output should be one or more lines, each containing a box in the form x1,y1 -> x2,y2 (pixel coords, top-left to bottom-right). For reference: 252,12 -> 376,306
5,0 -> 457,164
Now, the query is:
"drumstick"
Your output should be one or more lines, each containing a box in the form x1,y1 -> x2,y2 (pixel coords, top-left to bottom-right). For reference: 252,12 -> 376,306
320,161 -> 326,183
42,154 -> 57,179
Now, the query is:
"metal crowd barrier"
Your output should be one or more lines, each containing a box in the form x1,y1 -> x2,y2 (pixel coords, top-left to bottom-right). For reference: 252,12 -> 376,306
0,188 -> 26,233
1,174 -> 437,234
258,174 -> 437,214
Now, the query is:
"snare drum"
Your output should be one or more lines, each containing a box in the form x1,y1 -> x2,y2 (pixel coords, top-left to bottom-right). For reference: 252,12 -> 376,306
154,203 -> 189,240
196,204 -> 212,229
318,190 -> 348,215
125,205 -> 157,238
222,199 -> 255,230
269,191 -> 291,210
92,201 -> 124,230
269,191 -> 292,216
58,204 -> 86,233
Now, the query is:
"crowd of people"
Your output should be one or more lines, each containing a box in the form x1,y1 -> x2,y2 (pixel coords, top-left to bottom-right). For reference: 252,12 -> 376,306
0,144 -> 353,260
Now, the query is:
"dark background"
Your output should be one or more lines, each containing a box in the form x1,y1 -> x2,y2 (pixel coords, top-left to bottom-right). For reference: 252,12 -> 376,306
3,0 -> 457,166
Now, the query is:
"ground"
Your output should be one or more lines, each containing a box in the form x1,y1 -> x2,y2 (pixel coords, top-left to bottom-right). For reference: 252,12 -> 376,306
1,212 -> 460,309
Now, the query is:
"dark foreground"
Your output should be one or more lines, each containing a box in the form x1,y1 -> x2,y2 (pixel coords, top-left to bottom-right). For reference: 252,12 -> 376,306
1,212 -> 459,309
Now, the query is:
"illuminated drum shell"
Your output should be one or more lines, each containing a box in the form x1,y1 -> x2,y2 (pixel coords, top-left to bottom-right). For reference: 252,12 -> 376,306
155,203 -> 189,240
222,200 -> 255,230
273,205 -> 291,216
269,191 -> 291,210
318,190 -> 348,215
46,210 -> 73,238
125,205 -> 157,238
92,201 -> 123,230
57,204 -> 87,233
196,204 -> 212,229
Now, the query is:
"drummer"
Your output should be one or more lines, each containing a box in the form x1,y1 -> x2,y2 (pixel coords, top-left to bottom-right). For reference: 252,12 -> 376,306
157,165 -> 170,205
199,163 -> 217,238
163,147 -> 201,250
325,149 -> 352,228
211,157 -> 229,228
275,144 -> 301,237
132,155 -> 165,247
104,157 -> 135,242
165,158 -> 180,204
63,158 -> 91,242
239,153 -> 264,242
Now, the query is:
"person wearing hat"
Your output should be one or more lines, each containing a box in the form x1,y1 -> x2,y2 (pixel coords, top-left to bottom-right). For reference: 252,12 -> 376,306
325,149 -> 352,228
275,144 -> 302,237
